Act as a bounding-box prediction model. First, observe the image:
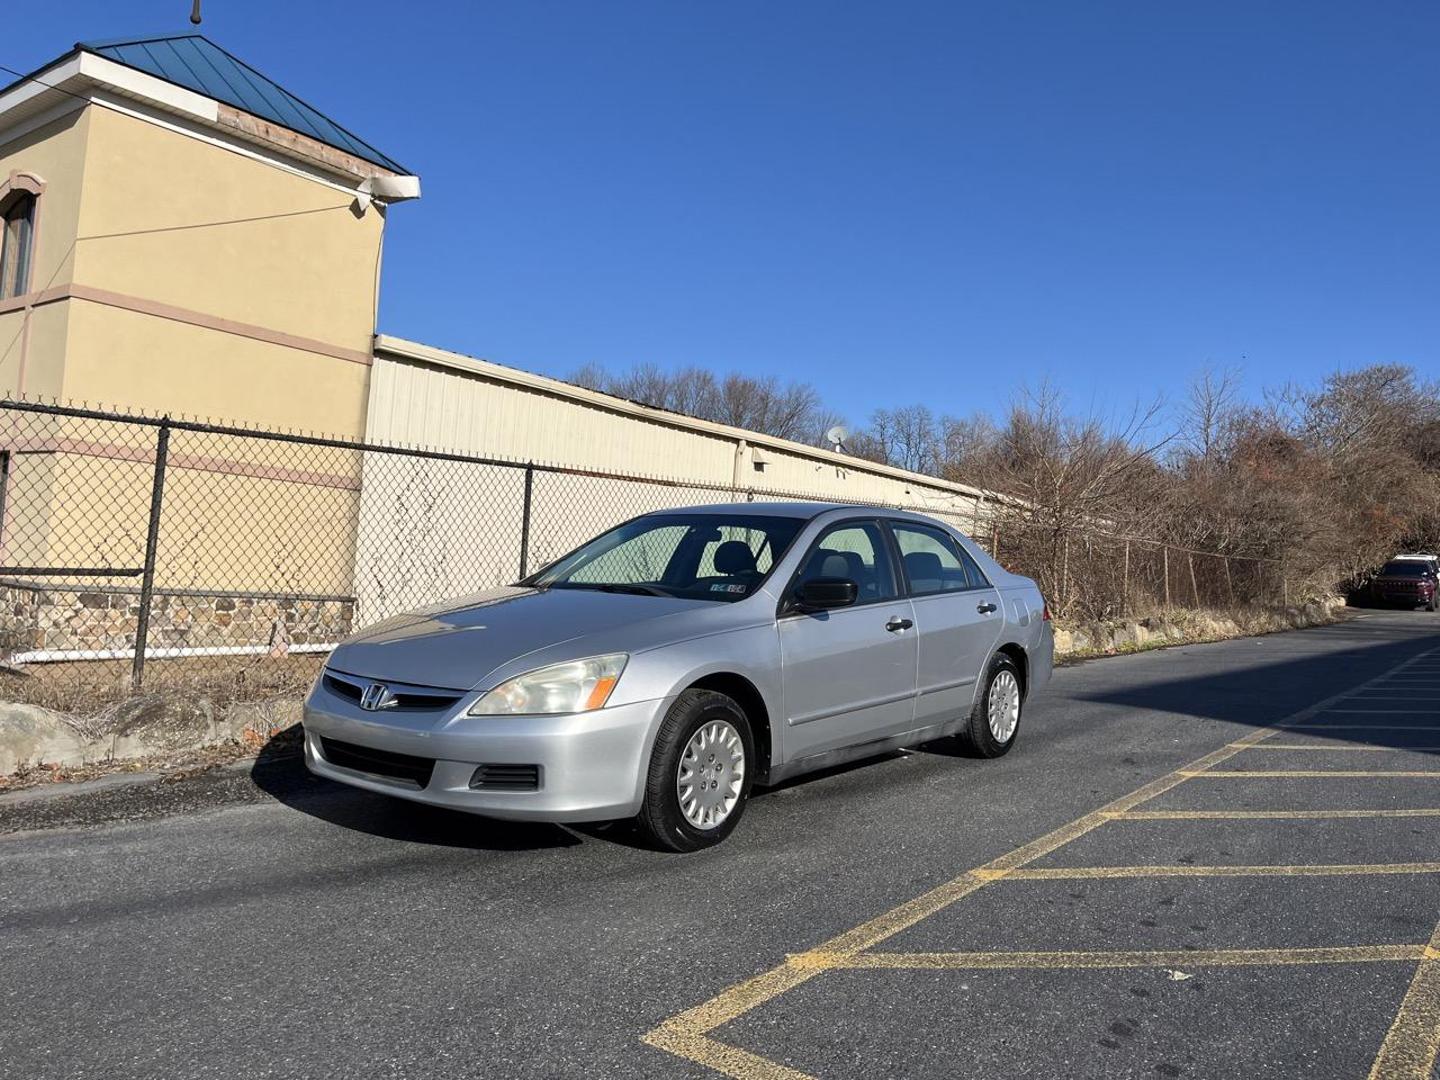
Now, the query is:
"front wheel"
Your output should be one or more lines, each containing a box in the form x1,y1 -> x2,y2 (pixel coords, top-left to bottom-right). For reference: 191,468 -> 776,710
636,689 -> 754,852
964,653 -> 1024,758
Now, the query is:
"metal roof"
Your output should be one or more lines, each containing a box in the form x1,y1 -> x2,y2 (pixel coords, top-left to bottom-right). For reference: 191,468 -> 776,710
77,32 -> 407,174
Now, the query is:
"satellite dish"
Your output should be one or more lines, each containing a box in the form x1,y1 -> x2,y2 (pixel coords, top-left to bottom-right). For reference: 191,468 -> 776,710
825,425 -> 850,450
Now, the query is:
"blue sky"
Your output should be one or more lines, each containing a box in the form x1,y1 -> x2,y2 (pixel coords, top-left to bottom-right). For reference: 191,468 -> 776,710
8,1 -> 1438,428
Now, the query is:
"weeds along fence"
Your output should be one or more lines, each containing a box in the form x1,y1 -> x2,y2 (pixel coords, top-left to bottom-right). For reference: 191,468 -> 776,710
989,519 -> 1284,624
0,399 -> 1281,711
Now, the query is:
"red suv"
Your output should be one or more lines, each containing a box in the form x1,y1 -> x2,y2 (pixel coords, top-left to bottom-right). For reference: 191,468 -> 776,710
1370,559 -> 1439,611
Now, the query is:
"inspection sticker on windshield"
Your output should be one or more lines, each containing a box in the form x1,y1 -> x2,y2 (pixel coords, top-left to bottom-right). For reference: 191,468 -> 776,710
711,583 -> 748,593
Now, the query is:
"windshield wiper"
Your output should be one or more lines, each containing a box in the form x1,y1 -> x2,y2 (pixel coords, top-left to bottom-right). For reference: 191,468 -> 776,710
553,582 -> 675,597
593,583 -> 674,597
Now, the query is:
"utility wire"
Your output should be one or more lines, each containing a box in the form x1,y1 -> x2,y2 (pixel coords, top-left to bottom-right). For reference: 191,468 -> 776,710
79,204 -> 357,241
2,59 -> 362,236
0,61 -> 96,107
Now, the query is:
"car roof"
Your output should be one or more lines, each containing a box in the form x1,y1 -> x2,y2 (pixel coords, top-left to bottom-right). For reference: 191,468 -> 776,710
654,501 -> 956,525
652,501 -> 848,518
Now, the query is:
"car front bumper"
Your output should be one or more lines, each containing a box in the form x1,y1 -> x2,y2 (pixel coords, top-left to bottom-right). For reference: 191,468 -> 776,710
1374,588 -> 1432,606
302,682 -> 671,823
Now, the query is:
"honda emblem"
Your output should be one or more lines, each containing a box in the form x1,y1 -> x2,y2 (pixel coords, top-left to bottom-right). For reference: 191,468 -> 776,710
359,683 -> 398,711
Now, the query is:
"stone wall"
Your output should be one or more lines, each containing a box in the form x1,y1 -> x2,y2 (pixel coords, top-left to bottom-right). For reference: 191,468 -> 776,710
0,582 -> 354,658
1051,599 -> 1345,658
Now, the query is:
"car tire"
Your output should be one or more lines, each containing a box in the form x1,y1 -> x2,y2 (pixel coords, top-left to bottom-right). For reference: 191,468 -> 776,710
964,653 -> 1024,759
636,689 -> 755,852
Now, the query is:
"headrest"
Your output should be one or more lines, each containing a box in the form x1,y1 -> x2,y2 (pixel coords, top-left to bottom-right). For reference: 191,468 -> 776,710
904,550 -> 944,584
714,540 -> 758,575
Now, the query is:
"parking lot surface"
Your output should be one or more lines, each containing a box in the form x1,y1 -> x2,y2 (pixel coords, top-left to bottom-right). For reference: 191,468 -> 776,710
2,611 -> 1438,1079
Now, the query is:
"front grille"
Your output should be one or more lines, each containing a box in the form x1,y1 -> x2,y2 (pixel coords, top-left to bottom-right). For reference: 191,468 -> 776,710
319,737 -> 435,788
323,673 -> 462,711
469,764 -> 540,791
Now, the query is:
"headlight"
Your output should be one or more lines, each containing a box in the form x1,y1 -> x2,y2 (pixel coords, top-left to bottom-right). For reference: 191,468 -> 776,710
468,653 -> 628,716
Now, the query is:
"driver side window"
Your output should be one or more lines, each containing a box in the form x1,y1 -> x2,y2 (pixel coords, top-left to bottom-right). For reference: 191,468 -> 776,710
794,521 -> 897,603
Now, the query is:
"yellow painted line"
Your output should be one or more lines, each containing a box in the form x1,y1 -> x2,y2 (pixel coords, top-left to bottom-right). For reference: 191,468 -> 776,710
1179,770 -> 1440,778
1002,863 -> 1440,880
1115,808 -> 1440,820
642,648 -> 1439,1078
811,945 -> 1428,971
1245,744 -> 1440,751
1368,920 -> 1440,1080
1288,721 -> 1440,726
641,730 -> 1279,1076
641,1029 -> 817,1080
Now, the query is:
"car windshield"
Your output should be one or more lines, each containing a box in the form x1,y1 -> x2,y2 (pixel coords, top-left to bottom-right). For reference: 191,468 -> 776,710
528,513 -> 806,602
1381,561 -> 1430,577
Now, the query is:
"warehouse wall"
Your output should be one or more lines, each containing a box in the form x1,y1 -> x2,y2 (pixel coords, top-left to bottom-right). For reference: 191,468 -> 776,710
354,336 -> 1006,622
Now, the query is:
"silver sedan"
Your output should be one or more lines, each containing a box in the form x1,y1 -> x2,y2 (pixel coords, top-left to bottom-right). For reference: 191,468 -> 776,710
303,502 -> 1053,850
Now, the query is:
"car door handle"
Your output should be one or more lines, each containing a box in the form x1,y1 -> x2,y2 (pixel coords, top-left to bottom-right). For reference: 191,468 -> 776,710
976,602 -> 998,614
885,616 -> 914,632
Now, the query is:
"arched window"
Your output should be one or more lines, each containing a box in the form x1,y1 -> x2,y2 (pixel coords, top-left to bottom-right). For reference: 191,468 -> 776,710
1,192 -> 36,300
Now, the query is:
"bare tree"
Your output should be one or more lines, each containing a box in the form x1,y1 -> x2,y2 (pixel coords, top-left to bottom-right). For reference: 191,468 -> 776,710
1177,367 -> 1242,463
576,358 -> 1440,618
568,363 -> 840,444
861,405 -> 943,473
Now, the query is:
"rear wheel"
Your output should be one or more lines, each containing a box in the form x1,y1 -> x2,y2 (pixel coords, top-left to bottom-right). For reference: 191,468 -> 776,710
636,689 -> 754,852
964,653 -> 1024,758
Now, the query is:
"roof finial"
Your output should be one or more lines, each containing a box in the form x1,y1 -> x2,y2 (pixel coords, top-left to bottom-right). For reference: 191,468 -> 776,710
190,0 -> 202,25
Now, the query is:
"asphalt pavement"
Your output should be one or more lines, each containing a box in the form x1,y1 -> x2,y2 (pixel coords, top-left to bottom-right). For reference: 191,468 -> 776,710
2,610 -> 1438,1079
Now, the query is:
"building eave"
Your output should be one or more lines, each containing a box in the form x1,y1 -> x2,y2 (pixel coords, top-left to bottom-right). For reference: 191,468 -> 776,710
0,49 -> 406,187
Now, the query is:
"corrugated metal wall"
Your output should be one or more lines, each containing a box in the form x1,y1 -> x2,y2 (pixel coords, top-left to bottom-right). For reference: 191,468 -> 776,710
355,336 -> 1003,615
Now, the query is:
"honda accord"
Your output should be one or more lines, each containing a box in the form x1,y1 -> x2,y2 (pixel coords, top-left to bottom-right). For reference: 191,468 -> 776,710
303,503 -> 1053,851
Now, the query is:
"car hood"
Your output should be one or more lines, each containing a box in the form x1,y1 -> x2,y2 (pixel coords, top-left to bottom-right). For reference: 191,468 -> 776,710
325,586 -> 716,691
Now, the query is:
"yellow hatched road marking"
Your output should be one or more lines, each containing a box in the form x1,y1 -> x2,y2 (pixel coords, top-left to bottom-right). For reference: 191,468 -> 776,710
995,862 -> 1440,880
1287,720 -> 1440,726
1180,769 -> 1440,778
1114,808 -> 1440,820
1368,921 -> 1440,1080
801,945 -> 1428,971
643,648 -> 1440,1080
1245,744 -> 1440,751
641,726 -> 1280,1078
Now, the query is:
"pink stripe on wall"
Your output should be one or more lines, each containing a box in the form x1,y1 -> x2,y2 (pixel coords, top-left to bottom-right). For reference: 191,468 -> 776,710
5,435 -> 362,492
0,284 -> 372,366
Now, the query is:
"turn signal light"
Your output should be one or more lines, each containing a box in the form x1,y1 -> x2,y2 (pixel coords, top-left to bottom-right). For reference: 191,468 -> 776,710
1041,601 -> 1052,621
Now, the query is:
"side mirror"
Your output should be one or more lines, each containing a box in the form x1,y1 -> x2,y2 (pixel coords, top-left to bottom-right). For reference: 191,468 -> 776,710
794,577 -> 858,611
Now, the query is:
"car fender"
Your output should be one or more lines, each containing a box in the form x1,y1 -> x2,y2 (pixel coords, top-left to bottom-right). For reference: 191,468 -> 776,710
617,622 -> 787,784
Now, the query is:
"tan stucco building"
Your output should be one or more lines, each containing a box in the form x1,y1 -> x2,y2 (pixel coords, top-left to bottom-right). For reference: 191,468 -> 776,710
0,33 -> 406,431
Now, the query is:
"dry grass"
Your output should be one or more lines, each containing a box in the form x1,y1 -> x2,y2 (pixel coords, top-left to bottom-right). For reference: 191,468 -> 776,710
0,652 -> 324,717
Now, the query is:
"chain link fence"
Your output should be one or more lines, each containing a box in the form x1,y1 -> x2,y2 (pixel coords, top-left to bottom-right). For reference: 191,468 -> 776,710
0,399 -> 1280,711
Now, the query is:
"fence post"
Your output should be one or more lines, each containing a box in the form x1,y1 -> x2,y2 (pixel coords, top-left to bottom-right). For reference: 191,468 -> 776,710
1061,535 -> 1070,614
1162,545 -> 1171,608
1223,557 -> 1235,605
1187,552 -> 1200,608
0,450 -> 10,540
132,419 -> 170,688
1122,540 -> 1130,616
518,463 -> 534,579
